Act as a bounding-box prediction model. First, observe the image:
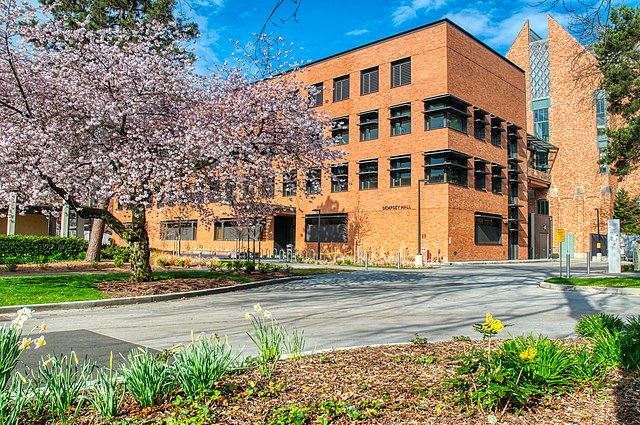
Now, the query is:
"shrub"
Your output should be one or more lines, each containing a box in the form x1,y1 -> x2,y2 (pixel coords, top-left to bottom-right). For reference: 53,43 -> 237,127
621,316 -> 640,369
171,333 -> 239,398
3,257 -> 17,272
0,235 -> 88,264
576,313 -> 625,338
258,263 -> 273,273
157,258 -> 170,267
121,348 -> 173,408
177,259 -> 186,267
244,262 -> 256,273
113,257 -> 124,267
100,245 -> 130,262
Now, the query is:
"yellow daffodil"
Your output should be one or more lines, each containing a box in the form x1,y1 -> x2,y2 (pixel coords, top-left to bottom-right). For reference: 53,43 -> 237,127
245,312 -> 251,320
42,357 -> 53,367
519,347 -> 537,361
253,304 -> 262,312
72,351 -> 79,365
15,372 -> 27,384
34,336 -> 46,349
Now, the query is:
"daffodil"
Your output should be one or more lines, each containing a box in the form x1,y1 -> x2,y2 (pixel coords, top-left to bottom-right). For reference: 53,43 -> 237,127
34,336 -> 46,349
245,312 -> 251,320
264,310 -> 272,319
39,321 -> 47,332
15,371 -> 27,384
18,337 -> 32,350
253,304 -> 262,312
519,347 -> 537,361
42,357 -> 53,367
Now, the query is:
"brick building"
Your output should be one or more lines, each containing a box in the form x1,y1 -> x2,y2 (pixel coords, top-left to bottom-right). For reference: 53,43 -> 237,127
507,16 -> 639,259
135,19 -> 562,263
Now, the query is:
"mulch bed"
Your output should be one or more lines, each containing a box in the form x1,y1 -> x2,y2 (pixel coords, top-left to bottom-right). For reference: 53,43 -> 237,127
0,260 -> 128,275
65,341 -> 640,424
96,272 -> 290,298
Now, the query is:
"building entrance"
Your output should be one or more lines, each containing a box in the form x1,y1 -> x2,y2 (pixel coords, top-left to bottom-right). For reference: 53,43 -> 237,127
273,216 -> 296,253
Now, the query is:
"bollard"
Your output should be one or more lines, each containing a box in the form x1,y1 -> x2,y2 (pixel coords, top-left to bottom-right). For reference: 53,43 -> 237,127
559,252 -> 563,278
587,252 -> 591,275
566,254 -> 571,278
397,252 -> 401,270
365,253 -> 369,271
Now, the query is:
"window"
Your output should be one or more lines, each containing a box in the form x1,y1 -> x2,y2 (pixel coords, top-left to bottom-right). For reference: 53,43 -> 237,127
305,213 -> 348,243
536,199 -> 550,215
424,149 -> 470,186
333,75 -> 350,102
491,164 -> 504,194
213,219 -> 263,241
595,90 -> 607,139
507,123 -> 522,159
309,82 -> 323,107
491,115 -> 504,147
160,220 -> 197,241
306,169 -> 321,195
474,108 -> 488,140
282,170 -> 297,197
359,159 -> 378,190
361,66 -> 379,95
474,159 -> 488,190
331,164 -> 348,192
475,213 -> 502,245
533,108 -> 549,142
331,116 -> 349,145
390,103 -> 411,136
423,94 -> 470,134
359,110 -> 379,141
391,57 -> 411,88
390,155 -> 411,187
599,148 -> 609,174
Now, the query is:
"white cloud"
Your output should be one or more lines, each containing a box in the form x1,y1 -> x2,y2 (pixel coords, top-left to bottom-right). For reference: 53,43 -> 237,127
391,0 -> 448,26
346,28 -> 370,36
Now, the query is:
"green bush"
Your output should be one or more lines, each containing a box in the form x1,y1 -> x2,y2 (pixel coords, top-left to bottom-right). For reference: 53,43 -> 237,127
244,262 -> 256,273
100,245 -> 130,262
576,313 -> 640,371
121,349 -> 173,408
3,257 -> 17,272
576,313 -> 625,338
0,235 -> 87,264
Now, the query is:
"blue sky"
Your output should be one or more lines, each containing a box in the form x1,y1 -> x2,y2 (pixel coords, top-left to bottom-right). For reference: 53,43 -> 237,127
183,0 -> 574,73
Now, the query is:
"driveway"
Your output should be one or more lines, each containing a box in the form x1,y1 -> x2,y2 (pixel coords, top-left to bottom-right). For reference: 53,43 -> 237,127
17,260 -> 640,368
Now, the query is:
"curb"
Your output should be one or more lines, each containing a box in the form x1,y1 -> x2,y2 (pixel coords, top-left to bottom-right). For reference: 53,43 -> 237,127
539,281 -> 640,296
0,276 -> 307,314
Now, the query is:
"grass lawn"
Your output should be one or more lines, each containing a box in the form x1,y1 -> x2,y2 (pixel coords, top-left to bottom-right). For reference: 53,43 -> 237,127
546,277 -> 640,288
0,268 -> 339,307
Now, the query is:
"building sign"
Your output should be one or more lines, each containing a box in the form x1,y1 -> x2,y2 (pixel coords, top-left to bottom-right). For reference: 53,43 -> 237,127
554,228 -> 565,243
382,205 -> 411,211
608,219 -> 621,273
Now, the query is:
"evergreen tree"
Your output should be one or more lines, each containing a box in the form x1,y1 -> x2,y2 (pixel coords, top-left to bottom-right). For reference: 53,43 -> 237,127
596,6 -> 640,176
613,189 -> 640,234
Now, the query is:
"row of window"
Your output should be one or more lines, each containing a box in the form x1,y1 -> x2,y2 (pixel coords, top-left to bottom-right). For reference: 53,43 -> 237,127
310,58 -> 411,107
283,149 -> 508,195
330,95 -> 509,146
158,212 -> 503,246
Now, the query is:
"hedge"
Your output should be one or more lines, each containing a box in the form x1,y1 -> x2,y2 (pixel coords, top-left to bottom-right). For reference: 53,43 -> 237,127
0,235 -> 88,264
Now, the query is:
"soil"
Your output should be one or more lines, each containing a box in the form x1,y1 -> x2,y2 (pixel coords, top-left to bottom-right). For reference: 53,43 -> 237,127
64,341 -> 640,425
0,260 -> 128,275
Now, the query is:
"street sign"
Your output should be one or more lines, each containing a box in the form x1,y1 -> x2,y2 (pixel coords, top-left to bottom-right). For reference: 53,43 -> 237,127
422,233 -> 426,239
555,228 -> 565,243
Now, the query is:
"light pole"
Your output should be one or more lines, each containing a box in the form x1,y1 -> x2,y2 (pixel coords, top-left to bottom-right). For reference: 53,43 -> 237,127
416,179 -> 427,266
312,208 -> 321,260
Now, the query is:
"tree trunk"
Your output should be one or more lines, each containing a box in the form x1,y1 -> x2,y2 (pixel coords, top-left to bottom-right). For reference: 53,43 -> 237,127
129,206 -> 153,282
85,200 -> 108,262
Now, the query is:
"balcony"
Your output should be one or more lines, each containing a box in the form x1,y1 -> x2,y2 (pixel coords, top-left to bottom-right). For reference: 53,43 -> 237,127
528,166 -> 551,188
526,134 -> 558,189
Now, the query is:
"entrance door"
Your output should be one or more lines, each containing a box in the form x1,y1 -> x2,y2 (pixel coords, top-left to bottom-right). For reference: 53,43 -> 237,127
273,216 -> 296,253
508,229 -> 518,260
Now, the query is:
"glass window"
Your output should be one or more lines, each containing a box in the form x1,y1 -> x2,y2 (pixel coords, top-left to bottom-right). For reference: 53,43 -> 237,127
308,82 -> 323,108
359,110 -> 379,141
390,156 -> 411,187
305,214 -> 348,242
361,67 -> 379,95
536,199 -> 550,215
213,220 -> 263,241
359,160 -> 378,190
333,75 -> 350,102
424,150 -> 469,187
474,109 -> 488,140
306,169 -> 321,195
331,164 -> 348,193
533,108 -> 549,142
491,116 -> 504,147
282,170 -> 297,197
595,92 -> 607,138
474,160 -> 487,190
423,95 -> 469,134
475,214 -> 502,245
390,103 -> 411,136
391,58 -> 411,88
491,164 -> 503,194
160,220 -> 197,241
331,117 -> 349,145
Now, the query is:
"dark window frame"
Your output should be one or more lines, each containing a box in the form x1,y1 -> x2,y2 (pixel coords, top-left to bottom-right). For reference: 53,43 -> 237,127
306,168 -> 322,195
359,159 -> 378,191
359,110 -> 379,141
391,57 -> 411,88
390,155 -> 412,188
333,75 -> 350,102
423,149 -> 470,187
475,213 -> 503,245
304,213 -> 348,243
160,220 -> 197,241
423,95 -> 470,134
360,66 -> 379,95
474,159 -> 488,191
282,170 -> 297,197
331,116 -> 349,145
331,163 -> 349,193
309,82 -> 323,108
390,103 -> 412,136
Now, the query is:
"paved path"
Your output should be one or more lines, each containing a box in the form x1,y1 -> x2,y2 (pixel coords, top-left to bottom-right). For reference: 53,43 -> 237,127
17,260 -> 640,369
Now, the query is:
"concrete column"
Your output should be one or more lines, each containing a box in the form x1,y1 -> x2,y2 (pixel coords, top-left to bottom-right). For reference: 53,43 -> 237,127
60,204 -> 70,238
75,215 -> 85,239
6,192 -> 17,235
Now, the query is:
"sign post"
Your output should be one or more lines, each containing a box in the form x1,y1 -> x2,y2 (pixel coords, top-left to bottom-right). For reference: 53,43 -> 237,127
608,219 -> 621,273
555,229 -> 565,278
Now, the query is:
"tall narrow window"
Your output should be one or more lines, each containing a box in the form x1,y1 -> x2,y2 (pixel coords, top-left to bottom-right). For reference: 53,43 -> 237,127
533,108 -> 549,142
331,117 -> 349,145
536,199 -> 550,215
390,103 -> 411,136
390,155 -> 411,187
333,75 -> 350,102
306,169 -> 321,195
282,170 -> 297,197
359,159 -> 378,190
360,66 -> 379,95
331,164 -> 348,193
473,108 -> 488,140
490,115 -> 504,147
474,159 -> 488,190
596,96 -> 607,137
491,164 -> 504,194
391,58 -> 411,88
423,94 -> 470,134
359,110 -> 379,141
309,82 -> 323,107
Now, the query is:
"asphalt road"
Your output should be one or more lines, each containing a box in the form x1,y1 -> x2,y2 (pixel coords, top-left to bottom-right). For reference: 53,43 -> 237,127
16,260 -> 640,369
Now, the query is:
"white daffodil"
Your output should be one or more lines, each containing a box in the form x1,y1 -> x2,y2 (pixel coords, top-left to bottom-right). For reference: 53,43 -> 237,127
245,312 -> 251,320
253,304 -> 262,312
264,310 -> 272,319
34,336 -> 46,349
18,338 -> 32,350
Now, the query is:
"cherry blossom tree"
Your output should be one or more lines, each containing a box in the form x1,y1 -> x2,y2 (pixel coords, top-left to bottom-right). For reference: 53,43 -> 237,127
0,0 -> 336,281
